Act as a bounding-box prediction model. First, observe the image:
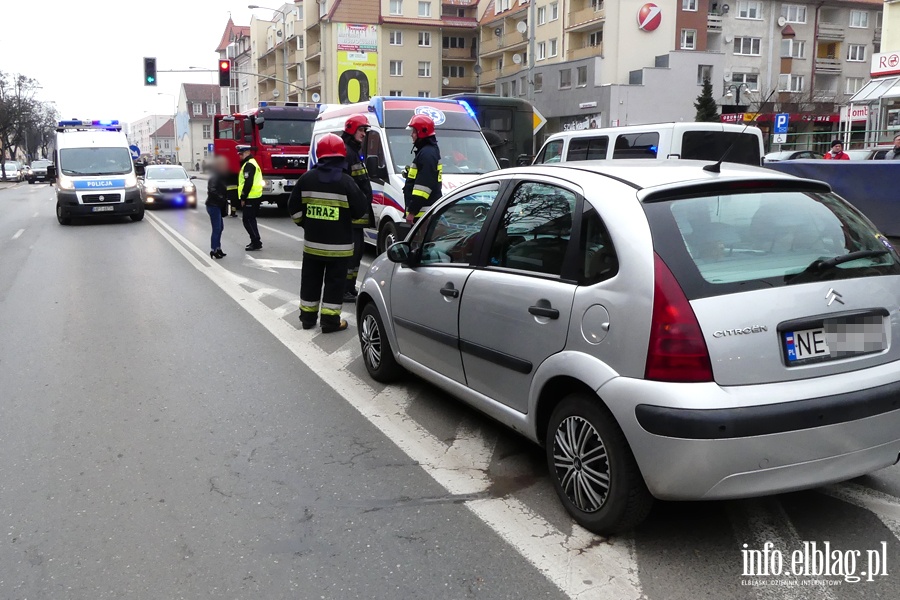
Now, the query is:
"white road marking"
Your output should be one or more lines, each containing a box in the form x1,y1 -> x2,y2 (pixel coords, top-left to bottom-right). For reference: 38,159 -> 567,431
822,483 -> 900,542
244,255 -> 305,273
33,212 -> 39,218
12,229 -> 24,240
258,222 -> 303,242
144,210 -> 643,600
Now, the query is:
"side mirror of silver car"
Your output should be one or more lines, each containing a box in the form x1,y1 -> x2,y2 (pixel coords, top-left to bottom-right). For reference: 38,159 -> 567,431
387,241 -> 412,264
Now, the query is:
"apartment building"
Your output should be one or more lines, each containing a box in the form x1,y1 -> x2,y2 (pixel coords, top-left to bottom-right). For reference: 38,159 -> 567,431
128,115 -> 170,159
255,2 -> 305,103
149,119 -> 176,162
175,84 -> 221,168
885,0 -> 900,52
216,18 -> 255,114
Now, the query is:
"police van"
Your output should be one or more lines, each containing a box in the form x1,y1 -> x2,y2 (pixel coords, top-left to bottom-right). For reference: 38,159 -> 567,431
313,97 -> 499,252
52,120 -> 144,225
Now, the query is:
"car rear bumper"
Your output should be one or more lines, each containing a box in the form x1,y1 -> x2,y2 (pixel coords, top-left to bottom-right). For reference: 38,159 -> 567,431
600,362 -> 900,500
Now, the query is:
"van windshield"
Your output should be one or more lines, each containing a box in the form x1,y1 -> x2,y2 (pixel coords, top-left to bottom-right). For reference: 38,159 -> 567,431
386,129 -> 498,175
680,131 -> 761,165
59,147 -> 132,176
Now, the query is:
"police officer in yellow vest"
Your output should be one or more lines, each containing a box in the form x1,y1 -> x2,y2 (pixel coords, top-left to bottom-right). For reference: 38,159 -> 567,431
237,145 -> 264,251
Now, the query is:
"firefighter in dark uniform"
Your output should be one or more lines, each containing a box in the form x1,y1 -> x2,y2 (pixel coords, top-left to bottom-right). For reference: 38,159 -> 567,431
287,134 -> 368,333
403,114 -> 442,224
341,114 -> 374,303
237,145 -> 264,251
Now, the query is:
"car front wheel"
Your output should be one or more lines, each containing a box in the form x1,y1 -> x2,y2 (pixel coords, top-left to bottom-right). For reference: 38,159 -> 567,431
56,205 -> 71,226
546,392 -> 653,535
358,302 -> 404,383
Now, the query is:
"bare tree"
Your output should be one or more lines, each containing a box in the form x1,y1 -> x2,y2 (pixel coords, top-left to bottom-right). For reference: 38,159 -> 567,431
0,71 -> 42,178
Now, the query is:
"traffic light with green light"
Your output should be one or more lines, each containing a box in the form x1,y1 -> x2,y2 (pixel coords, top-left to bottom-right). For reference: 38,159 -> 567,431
218,60 -> 231,87
144,57 -> 157,86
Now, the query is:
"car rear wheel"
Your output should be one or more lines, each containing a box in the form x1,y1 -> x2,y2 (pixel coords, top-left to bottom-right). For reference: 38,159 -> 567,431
546,393 -> 653,535
358,302 -> 404,383
377,220 -> 400,254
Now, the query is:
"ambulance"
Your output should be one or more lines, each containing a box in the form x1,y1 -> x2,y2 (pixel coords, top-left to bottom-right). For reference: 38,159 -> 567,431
52,120 -> 144,225
314,97 -> 499,252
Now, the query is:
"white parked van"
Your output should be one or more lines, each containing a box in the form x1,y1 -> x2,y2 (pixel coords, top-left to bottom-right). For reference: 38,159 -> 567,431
53,120 -> 144,225
534,123 -> 764,167
314,97 -> 499,252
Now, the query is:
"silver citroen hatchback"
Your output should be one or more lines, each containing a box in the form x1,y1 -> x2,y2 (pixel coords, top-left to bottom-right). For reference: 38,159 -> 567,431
356,160 -> 900,534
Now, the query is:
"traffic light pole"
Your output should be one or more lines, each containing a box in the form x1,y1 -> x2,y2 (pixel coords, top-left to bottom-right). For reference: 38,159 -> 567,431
158,69 -> 303,93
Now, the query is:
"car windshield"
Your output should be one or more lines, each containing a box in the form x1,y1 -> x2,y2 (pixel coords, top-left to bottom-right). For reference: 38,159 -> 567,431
4,162 -> 18,170
31,160 -> 51,168
258,119 -> 314,146
386,129 -> 499,175
644,189 -> 900,300
145,167 -> 188,180
59,147 -> 132,176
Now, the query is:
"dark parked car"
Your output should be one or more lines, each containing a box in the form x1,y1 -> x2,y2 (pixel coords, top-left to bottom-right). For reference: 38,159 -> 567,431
26,159 -> 53,183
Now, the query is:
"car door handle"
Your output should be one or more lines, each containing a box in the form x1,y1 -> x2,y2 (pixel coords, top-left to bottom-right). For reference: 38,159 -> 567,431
440,285 -> 460,298
529,305 -> 560,319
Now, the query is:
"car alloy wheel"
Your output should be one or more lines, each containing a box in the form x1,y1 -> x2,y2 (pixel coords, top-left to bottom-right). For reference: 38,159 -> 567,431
360,313 -> 382,370
552,416 -> 610,513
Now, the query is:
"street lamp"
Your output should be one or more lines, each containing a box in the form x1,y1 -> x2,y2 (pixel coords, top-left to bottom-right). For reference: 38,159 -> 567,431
249,4 -> 291,101
725,83 -> 751,106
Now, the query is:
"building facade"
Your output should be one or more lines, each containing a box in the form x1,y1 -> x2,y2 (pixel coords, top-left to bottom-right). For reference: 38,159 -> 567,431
175,84 -> 221,169
257,2 -> 305,103
149,119 -> 176,163
216,18 -> 254,114
128,115 -> 170,159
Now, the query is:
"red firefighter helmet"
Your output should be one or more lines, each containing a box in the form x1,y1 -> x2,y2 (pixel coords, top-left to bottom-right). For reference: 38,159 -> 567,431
407,114 -> 436,137
343,114 -> 370,135
316,133 -> 346,160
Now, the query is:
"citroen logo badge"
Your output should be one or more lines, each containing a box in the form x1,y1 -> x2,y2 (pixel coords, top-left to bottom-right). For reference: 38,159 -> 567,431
825,288 -> 844,306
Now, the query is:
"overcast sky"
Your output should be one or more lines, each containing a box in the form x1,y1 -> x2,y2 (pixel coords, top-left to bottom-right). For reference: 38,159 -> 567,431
3,0 -> 275,124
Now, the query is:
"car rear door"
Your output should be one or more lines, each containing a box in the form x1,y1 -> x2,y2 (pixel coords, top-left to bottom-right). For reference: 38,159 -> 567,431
458,179 -> 581,413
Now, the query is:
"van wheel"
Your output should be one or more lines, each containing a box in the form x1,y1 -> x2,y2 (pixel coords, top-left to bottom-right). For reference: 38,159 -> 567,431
358,302 -> 404,383
546,393 -> 653,535
377,220 -> 400,254
131,210 -> 145,222
56,205 -> 71,226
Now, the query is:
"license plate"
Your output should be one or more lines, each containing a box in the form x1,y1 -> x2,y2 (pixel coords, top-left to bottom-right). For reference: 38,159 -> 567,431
92,206 -> 114,212
783,315 -> 886,365
785,328 -> 829,362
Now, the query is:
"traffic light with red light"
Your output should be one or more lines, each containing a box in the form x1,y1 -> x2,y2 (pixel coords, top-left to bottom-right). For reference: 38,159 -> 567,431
143,57 -> 157,86
218,60 -> 231,87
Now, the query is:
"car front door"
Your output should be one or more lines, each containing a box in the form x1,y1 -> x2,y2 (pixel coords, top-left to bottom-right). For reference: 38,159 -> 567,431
389,184 -> 502,384
458,180 -> 581,413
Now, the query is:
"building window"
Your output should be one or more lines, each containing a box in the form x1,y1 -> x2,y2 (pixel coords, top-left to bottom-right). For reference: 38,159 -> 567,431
537,41 -> 546,60
534,72 -> 543,92
780,39 -> 805,59
589,31 -> 602,47
501,82 -> 509,97
591,0 -> 603,9
778,74 -> 804,92
781,4 -> 807,24
390,31 -> 403,45
202,124 -> 212,139
418,61 -> 432,77
697,64 -> 712,85
298,34 -> 304,48
419,31 -> 431,46
550,2 -> 559,21
549,38 -> 558,57
680,29 -> 696,50
576,66 -> 588,87
518,76 -> 526,95
390,0 -> 402,15
849,10 -> 869,29
509,79 -> 517,96
845,77 -> 864,94
207,103 -> 216,115
390,60 -> 403,76
443,65 -> 466,77
443,36 -> 464,48
538,6 -> 546,24
737,1 -> 762,20
418,1 -> 431,17
389,89 -> 403,96
192,102 -> 202,115
418,91 -> 431,97
559,68 -> 572,89
847,44 -> 866,62
682,0 -> 697,11
731,73 -> 759,91
733,37 -> 761,56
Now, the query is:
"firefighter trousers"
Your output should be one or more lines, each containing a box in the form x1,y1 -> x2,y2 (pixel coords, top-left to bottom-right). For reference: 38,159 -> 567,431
299,255 -> 349,328
345,228 -> 365,294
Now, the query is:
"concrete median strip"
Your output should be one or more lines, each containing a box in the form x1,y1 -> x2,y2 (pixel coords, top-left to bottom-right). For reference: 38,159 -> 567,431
144,210 -> 643,600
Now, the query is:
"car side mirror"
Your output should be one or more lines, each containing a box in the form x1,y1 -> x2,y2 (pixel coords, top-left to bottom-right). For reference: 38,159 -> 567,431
387,241 -> 413,264
255,116 -> 265,129
134,163 -> 145,177
365,155 -> 388,181
47,165 -> 57,179
499,157 -> 510,169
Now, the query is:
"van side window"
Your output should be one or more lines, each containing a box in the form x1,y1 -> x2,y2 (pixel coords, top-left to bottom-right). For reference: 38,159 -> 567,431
612,133 -> 660,159
536,140 -> 564,164
365,130 -> 386,166
567,136 -> 609,161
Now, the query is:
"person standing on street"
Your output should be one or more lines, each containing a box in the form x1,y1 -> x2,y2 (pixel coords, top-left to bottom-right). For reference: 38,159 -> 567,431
823,140 -> 850,160
880,134 -> 900,160
237,145 -> 264,250
341,115 -> 374,303
206,155 -> 229,259
403,114 -> 442,224
288,134 -> 368,333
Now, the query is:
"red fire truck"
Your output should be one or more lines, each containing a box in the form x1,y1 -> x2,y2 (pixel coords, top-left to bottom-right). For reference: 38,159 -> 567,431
213,102 -> 319,211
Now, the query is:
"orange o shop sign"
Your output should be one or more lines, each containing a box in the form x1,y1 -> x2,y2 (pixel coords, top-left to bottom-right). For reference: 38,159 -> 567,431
638,3 -> 662,32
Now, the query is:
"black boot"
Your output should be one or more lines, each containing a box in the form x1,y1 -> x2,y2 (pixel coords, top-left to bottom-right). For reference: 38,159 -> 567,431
215,248 -> 226,258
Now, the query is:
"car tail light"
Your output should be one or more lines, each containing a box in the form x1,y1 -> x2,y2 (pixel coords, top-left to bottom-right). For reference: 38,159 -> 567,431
645,254 -> 713,383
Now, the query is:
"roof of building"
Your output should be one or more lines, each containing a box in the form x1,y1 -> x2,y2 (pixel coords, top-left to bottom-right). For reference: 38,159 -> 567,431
182,83 -> 222,103
215,17 -> 251,52
327,0 -> 380,23
480,0 -> 529,25
151,119 -> 175,138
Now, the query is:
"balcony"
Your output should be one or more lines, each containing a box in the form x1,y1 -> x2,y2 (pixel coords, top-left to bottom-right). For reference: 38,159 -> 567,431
306,71 -> 321,88
305,41 -> 321,59
815,57 -> 842,74
442,76 -> 477,90
817,23 -> 845,40
707,14 -> 723,32
480,34 -> 527,57
479,68 -> 499,86
567,5 -> 605,32
875,27 -> 882,44
442,47 -> 477,61
567,44 -> 602,61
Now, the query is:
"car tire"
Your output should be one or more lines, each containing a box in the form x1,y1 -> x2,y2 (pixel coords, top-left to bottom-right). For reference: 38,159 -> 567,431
28,180 -> 34,185
130,210 -> 145,222
546,393 -> 653,535
377,220 -> 400,255
358,302 -> 404,383
56,205 -> 71,226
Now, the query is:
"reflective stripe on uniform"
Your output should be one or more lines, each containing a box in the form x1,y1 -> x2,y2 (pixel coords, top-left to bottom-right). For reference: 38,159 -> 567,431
300,299 -> 319,313
301,191 -> 347,201
412,184 -> 431,198
291,211 -> 304,221
303,241 -> 354,258
351,217 -> 369,225
437,163 -> 443,182
346,270 -> 359,280
407,166 -> 419,178
350,163 -> 367,177
226,185 -> 238,191
321,303 -> 342,316
302,197 -> 349,208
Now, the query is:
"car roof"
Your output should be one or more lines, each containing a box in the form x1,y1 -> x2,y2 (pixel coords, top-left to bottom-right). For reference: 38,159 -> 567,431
543,123 -> 756,141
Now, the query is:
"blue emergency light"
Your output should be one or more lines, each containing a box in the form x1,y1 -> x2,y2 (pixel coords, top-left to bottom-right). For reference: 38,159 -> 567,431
456,100 -> 478,122
57,119 -> 122,131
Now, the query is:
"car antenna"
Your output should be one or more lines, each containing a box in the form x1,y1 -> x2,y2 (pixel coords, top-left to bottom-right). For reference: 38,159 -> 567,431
703,88 -> 778,174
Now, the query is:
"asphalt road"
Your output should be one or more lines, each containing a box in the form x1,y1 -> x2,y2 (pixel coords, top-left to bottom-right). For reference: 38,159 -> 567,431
1,180 -> 899,600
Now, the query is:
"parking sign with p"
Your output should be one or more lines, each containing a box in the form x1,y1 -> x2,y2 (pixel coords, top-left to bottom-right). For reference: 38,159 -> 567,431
774,113 -> 790,134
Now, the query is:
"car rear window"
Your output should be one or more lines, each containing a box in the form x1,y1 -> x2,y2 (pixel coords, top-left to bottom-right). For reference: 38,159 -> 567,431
644,190 -> 900,300
680,131 -> 761,166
